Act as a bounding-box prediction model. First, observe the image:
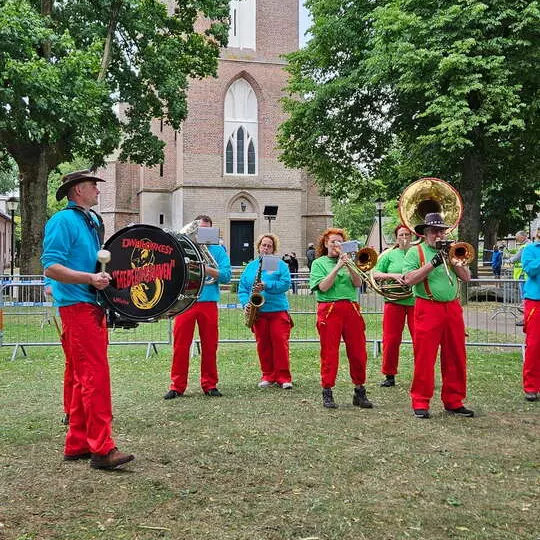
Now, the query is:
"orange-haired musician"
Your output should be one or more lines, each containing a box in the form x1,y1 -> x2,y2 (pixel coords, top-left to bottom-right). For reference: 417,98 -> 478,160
309,228 -> 373,409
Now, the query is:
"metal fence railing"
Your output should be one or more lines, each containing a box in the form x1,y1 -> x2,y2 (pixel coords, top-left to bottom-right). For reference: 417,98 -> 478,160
0,276 -> 171,360
0,274 -> 526,360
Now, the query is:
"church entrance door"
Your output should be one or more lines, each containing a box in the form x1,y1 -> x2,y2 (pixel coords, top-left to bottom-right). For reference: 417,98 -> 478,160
230,221 -> 254,266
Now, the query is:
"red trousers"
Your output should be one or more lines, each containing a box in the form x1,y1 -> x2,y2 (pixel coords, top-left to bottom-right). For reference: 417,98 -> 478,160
381,302 -> 415,376
253,311 -> 292,384
171,302 -> 219,393
59,303 -> 115,456
410,298 -> 467,410
316,300 -> 368,388
523,299 -> 540,393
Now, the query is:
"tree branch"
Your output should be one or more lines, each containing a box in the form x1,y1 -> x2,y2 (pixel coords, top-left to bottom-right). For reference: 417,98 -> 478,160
98,0 -> 123,82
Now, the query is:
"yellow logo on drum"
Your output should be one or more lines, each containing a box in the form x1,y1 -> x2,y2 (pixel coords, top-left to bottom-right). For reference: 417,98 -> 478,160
129,240 -> 164,310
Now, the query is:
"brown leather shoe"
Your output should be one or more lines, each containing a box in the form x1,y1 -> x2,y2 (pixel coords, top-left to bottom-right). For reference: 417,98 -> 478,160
90,448 -> 135,470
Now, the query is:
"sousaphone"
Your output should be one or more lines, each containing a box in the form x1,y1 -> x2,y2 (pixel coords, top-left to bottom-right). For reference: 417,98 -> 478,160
399,177 -> 475,265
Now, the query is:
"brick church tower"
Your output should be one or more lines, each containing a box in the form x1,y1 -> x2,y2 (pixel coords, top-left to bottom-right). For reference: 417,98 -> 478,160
99,0 -> 332,266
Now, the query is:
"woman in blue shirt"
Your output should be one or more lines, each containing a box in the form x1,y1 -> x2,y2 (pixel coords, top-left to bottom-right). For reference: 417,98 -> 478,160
238,234 -> 293,389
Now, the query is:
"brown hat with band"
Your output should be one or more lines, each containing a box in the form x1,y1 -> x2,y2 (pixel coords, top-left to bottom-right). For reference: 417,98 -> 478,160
414,212 -> 450,236
56,169 -> 104,201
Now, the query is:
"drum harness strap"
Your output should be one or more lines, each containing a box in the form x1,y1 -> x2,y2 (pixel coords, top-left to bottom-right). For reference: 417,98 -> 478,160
63,206 -> 105,245
62,206 -> 106,296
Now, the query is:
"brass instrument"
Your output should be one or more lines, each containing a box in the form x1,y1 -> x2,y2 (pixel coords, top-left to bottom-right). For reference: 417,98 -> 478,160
399,177 -> 474,283
368,271 -> 413,301
180,219 -> 219,284
336,243 -> 378,278
244,257 -> 265,328
399,177 -> 463,239
338,243 -> 413,300
448,241 -> 476,265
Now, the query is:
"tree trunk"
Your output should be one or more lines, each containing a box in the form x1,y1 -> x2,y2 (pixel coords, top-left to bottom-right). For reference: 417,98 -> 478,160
459,150 -> 484,279
17,150 -> 55,275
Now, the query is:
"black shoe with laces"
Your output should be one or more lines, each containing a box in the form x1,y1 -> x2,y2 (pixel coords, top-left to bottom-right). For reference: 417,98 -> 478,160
445,406 -> 474,417
352,385 -> 373,408
205,388 -> 222,397
322,388 -> 337,409
380,375 -> 395,387
413,409 -> 430,419
164,390 -> 182,400
524,392 -> 538,402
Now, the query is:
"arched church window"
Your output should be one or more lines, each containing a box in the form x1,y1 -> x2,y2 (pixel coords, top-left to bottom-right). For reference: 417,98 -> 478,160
224,79 -> 258,176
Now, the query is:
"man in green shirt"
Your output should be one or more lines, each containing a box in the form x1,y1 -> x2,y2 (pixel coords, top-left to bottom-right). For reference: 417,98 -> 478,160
402,213 -> 474,419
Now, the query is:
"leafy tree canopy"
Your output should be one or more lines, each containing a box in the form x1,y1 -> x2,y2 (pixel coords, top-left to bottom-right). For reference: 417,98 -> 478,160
280,0 -> 540,268
0,0 -> 230,273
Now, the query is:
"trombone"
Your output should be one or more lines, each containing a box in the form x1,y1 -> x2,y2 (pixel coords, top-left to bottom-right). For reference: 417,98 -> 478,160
335,241 -> 378,279
336,242 -> 413,300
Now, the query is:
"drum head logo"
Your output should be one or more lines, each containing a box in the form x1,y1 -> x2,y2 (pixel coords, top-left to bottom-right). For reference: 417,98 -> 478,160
129,241 -> 164,310
102,225 -> 203,321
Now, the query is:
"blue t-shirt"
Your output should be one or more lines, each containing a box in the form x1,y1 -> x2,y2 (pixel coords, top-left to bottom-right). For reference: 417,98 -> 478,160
522,242 -> 540,300
198,244 -> 231,303
238,258 -> 291,312
41,202 -> 102,307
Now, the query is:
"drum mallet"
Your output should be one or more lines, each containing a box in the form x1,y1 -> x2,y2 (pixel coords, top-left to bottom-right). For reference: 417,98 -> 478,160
97,249 -> 111,275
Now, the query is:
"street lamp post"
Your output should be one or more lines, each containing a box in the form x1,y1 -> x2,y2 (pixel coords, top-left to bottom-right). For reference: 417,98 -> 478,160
375,198 -> 384,253
525,203 -> 534,239
6,197 -> 19,276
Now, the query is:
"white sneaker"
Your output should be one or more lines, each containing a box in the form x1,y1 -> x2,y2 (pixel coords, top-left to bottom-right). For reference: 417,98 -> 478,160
258,380 -> 273,388
281,382 -> 293,390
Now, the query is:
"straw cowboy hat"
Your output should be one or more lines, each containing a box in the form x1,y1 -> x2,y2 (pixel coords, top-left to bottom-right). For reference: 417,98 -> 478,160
56,169 -> 104,201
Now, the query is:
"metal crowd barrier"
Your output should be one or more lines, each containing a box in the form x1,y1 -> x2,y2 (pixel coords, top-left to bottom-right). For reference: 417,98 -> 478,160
0,274 -> 526,360
0,276 -> 171,360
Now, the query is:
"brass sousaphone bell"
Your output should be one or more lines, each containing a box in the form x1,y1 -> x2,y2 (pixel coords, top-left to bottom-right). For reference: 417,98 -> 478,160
398,177 -> 475,266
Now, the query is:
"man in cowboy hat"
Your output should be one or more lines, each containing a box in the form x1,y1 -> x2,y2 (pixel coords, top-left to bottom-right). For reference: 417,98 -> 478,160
402,212 -> 474,419
41,169 -> 135,470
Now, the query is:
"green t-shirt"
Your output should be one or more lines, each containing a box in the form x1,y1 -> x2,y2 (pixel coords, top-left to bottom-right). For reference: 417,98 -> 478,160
374,247 -> 415,306
402,243 -> 459,302
309,256 -> 358,302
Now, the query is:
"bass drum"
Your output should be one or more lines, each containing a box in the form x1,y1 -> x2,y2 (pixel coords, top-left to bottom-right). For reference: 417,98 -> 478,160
100,224 -> 205,321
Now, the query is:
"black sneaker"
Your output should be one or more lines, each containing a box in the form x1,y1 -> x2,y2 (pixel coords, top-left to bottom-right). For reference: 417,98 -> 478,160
322,388 -> 337,409
525,392 -> 538,402
61,413 -> 70,426
445,406 -> 474,417
352,386 -> 373,408
413,409 -> 430,419
516,320 -> 524,326
380,375 -> 395,387
164,390 -> 182,400
205,388 -> 222,397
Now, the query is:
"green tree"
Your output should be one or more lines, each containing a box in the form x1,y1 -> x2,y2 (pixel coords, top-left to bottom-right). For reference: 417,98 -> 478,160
279,0 -> 540,272
0,0 -> 229,273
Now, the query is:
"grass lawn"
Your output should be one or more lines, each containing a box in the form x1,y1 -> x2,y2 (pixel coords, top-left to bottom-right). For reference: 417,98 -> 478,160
0,343 -> 538,540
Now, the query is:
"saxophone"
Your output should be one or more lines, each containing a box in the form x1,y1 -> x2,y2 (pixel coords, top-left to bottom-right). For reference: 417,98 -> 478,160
244,257 -> 265,328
